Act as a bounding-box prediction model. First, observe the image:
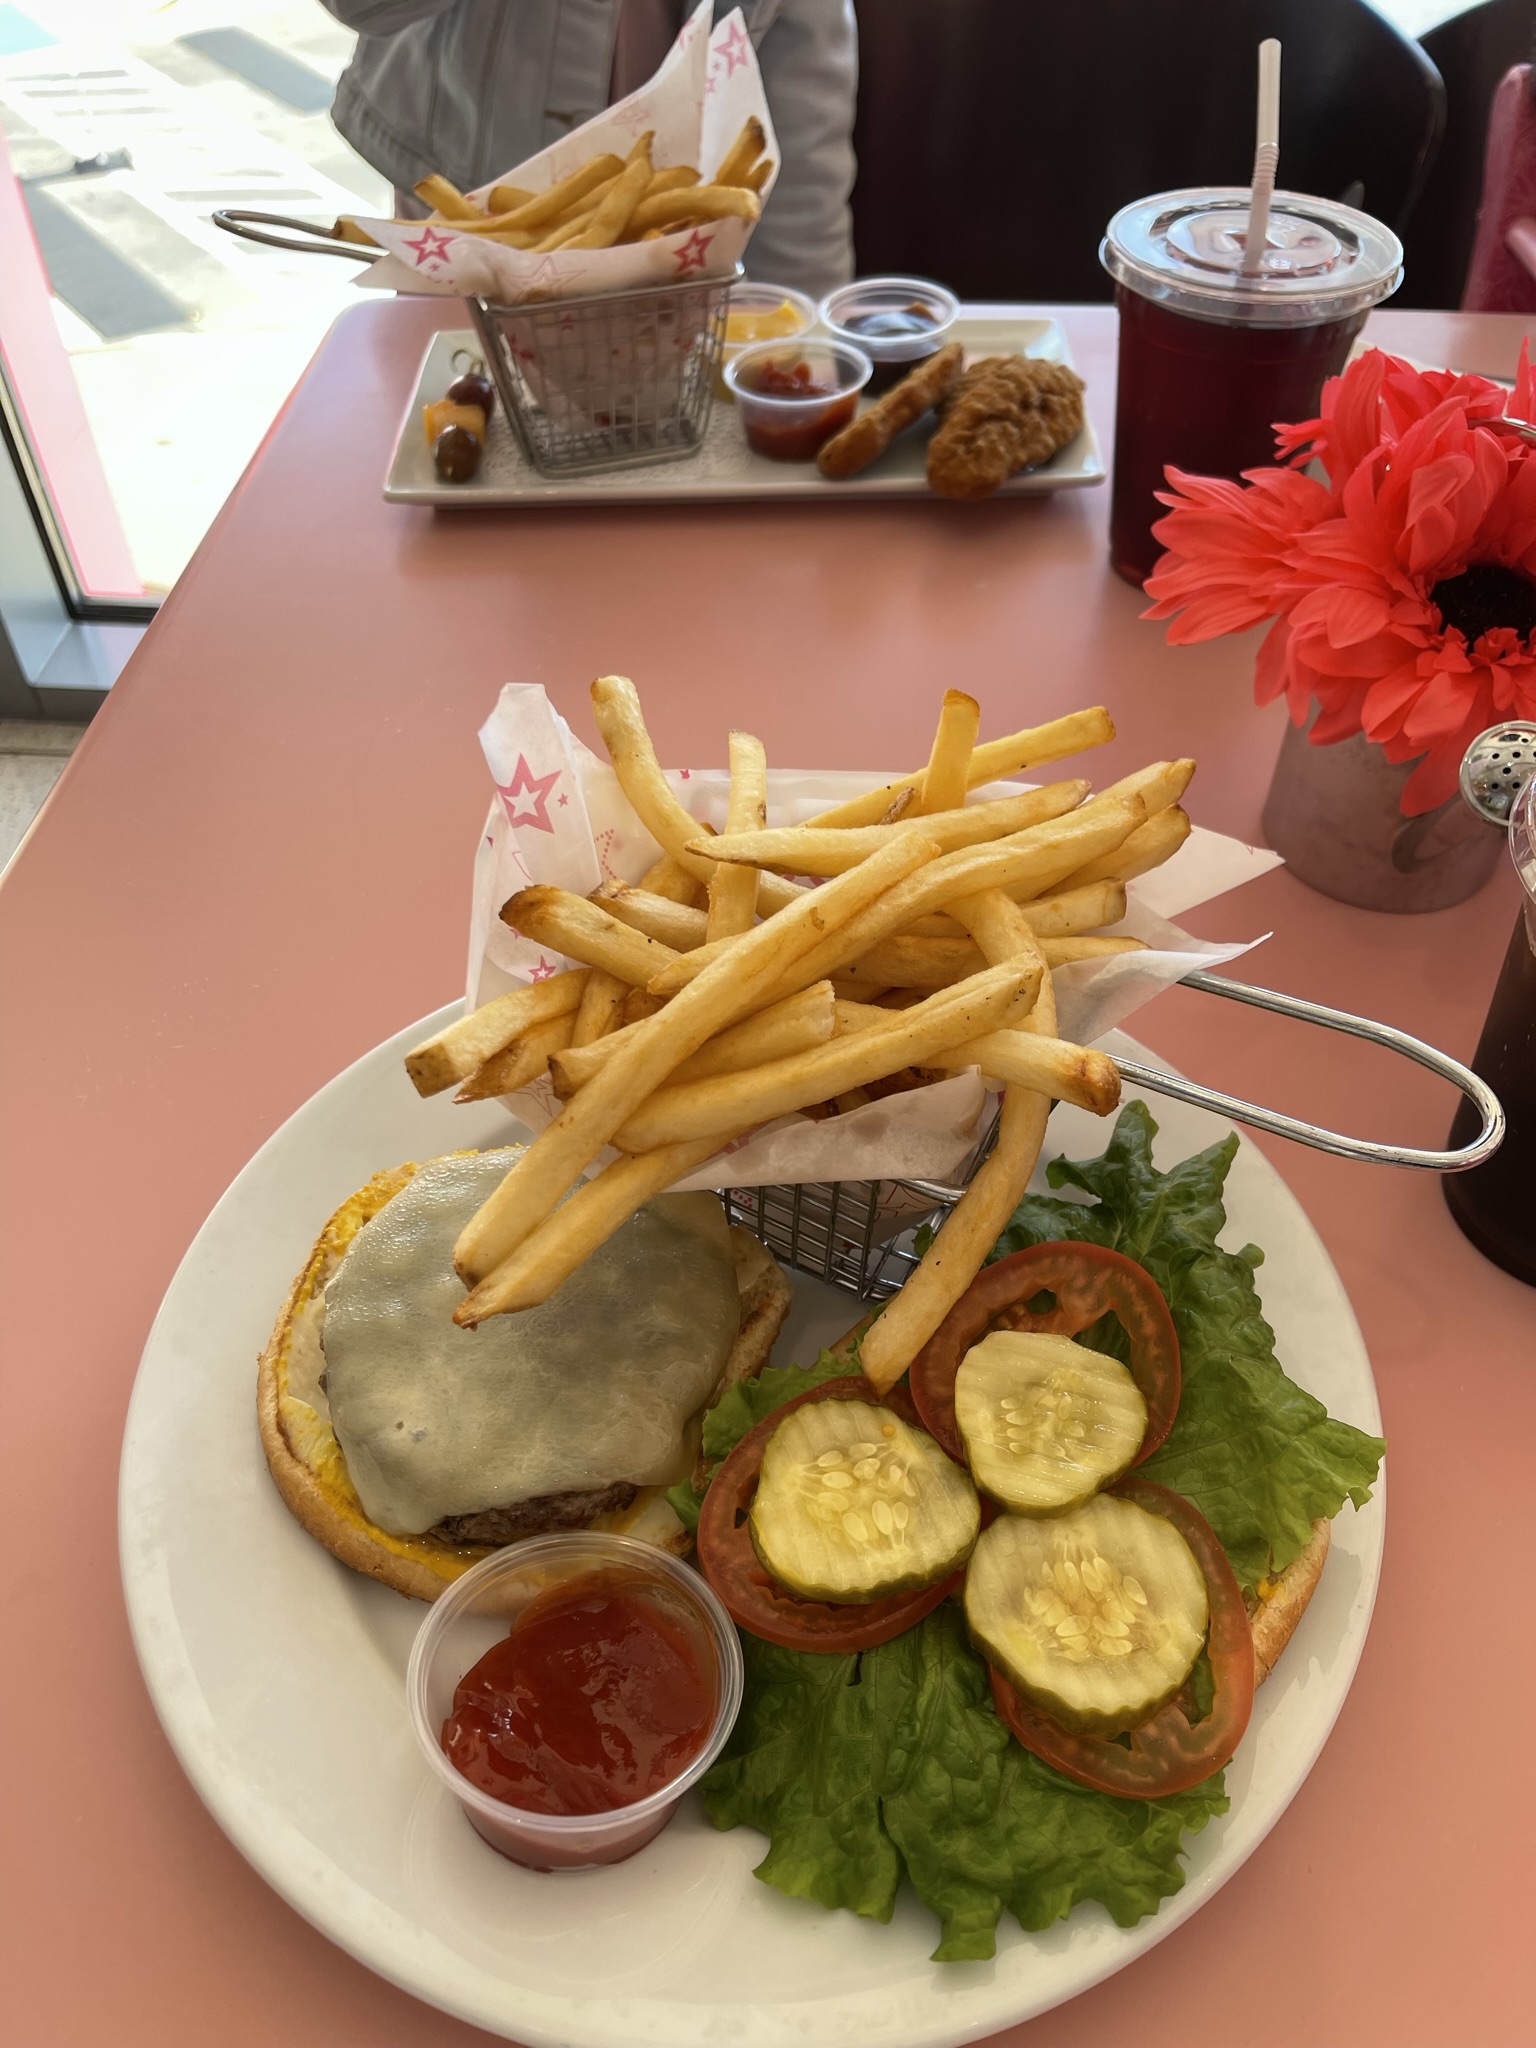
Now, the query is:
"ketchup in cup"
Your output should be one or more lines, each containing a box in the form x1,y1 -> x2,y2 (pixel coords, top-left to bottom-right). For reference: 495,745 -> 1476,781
725,337 -> 871,462
407,1534 -> 743,1869
1100,188 -> 1401,587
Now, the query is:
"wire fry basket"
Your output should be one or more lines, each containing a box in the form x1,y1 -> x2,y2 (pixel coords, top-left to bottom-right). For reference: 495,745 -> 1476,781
722,969 -> 1506,1300
468,269 -> 738,478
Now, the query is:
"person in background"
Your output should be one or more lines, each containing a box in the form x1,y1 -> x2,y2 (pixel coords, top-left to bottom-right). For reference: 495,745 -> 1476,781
318,0 -> 857,299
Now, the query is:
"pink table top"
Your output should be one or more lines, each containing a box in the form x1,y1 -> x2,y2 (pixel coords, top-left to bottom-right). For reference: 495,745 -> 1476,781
1,299 -> 1532,2048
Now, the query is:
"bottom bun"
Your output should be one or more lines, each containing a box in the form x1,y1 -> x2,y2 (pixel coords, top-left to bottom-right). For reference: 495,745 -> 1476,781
1250,1517 -> 1331,1685
257,1160 -> 792,1600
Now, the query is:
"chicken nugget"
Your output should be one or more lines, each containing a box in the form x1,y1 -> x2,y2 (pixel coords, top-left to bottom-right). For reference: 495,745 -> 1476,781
816,342 -> 966,480
926,356 -> 1086,500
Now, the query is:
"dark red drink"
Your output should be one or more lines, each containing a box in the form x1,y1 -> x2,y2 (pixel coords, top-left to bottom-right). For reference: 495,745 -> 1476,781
1109,288 -> 1364,587
1101,189 -> 1402,587
1444,904 -> 1536,1286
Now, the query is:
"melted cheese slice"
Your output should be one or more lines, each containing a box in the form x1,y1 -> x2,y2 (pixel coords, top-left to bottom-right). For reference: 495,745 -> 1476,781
322,1149 -> 740,1536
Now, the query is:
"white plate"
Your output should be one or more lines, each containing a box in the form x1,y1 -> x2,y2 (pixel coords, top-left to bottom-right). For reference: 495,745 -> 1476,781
383,317 -> 1105,506
120,1013 -> 1382,2048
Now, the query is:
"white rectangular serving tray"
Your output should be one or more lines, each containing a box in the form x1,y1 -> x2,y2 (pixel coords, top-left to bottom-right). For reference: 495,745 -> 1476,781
384,315 -> 1104,508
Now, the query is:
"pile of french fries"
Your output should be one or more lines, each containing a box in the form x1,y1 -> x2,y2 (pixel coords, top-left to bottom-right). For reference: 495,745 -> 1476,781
334,121 -> 771,255
405,680 -> 1196,1393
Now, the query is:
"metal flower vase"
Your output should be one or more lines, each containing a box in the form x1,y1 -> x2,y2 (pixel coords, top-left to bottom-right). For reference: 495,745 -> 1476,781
1261,721 -> 1505,913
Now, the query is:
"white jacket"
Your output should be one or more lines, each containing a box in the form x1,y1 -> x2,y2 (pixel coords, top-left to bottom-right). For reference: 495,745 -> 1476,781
320,0 -> 856,299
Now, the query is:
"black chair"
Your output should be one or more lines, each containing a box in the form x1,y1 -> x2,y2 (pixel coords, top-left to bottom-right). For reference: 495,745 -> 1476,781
850,0 -> 1445,303
1400,0 -> 1536,307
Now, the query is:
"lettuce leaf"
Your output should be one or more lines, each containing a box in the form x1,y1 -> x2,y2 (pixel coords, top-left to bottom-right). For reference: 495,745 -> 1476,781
991,1101 -> 1384,1590
705,1606 -> 1227,1961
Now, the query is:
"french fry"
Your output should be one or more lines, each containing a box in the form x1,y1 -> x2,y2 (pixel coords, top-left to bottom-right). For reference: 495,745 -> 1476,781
1037,935 -> 1146,964
495,154 -> 626,230
610,960 -> 1039,1153
591,675 -> 720,886
597,883 -> 709,951
333,217 -> 379,247
640,852 -> 705,907
648,798 -> 1146,998
707,731 -> 767,941
627,184 -> 760,235
404,970 -> 587,1097
843,934 -> 982,987
644,166 -> 701,197
621,987 -> 666,1027
1096,757 -> 1196,818
1009,880 -> 1126,936
918,690 -> 981,814
714,116 -> 766,189
552,982 -> 836,1097
686,782 -> 1088,877
414,174 -> 484,220
570,132 -> 653,248
531,184 -> 616,251
502,886 -> 679,986
458,1137 -> 731,1322
742,158 -> 773,194
805,708 -> 1115,829
859,891 -> 1057,1394
833,1000 -> 1120,1114
454,1014 -> 576,1101
1056,805 -> 1191,891
570,968 -> 628,1049
452,828 -> 943,1302
487,183 -> 534,213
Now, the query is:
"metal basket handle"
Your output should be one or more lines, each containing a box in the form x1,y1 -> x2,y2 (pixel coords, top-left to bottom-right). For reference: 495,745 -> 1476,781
211,209 -> 379,261
1112,971 -> 1503,1171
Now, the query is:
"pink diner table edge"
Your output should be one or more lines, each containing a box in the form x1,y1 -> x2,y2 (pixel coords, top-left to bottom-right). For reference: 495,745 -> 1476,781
1,298 -> 1532,2048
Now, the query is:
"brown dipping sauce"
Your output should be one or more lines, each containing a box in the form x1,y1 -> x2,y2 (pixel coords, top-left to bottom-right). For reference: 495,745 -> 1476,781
840,304 -> 940,392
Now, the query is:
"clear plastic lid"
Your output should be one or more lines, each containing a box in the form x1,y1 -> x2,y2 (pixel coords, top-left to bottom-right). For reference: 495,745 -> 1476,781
1102,187 -> 1402,327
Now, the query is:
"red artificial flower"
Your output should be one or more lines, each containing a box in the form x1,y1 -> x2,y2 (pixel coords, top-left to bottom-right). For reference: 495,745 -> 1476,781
1143,345 -> 1536,814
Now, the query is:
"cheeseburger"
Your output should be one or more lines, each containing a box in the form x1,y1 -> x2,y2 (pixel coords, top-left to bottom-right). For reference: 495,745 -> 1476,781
259,1147 -> 791,1598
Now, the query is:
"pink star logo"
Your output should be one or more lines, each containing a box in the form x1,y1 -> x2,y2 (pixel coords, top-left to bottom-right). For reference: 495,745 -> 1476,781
678,767 -> 692,780
558,791 -> 569,806
716,20 -> 750,75
403,225 -> 455,267
674,228 -> 714,275
527,956 -> 557,982
494,754 -> 562,831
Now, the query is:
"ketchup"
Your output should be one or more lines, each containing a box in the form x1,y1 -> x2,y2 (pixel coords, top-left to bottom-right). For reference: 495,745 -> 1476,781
736,357 -> 859,462
440,1571 -> 717,1815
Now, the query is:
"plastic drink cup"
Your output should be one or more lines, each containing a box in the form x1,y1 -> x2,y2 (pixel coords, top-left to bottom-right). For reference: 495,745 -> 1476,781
1100,188 -> 1402,586
1445,775 -> 1536,1286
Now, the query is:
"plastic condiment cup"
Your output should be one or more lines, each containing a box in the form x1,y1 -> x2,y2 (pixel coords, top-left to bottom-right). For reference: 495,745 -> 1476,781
818,276 -> 959,393
724,337 -> 872,462
406,1531 -> 743,1871
1100,186 -> 1402,586
717,281 -> 818,400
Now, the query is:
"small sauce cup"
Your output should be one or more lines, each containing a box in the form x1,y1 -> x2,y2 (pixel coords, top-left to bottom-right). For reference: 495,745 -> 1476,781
819,277 -> 959,394
406,1531 -> 743,1870
716,282 -> 818,400
725,337 -> 872,462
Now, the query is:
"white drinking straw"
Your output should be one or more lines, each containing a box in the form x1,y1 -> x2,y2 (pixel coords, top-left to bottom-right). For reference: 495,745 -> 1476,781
1242,39 -> 1282,276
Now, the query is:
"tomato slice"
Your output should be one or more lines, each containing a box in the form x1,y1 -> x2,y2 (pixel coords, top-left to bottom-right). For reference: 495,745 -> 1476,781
987,1476 -> 1255,1798
695,1375 -> 961,1652
910,1240 -> 1180,1467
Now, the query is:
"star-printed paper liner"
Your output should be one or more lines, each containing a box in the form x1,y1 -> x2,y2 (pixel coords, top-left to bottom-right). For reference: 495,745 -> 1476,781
360,4 -> 773,304
461,686 -> 1281,1192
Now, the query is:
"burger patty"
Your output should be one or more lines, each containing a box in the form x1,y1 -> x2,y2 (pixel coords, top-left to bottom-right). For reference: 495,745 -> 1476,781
429,1482 -> 640,1547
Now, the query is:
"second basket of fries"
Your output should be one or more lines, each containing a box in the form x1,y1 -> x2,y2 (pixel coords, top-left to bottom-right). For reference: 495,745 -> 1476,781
344,6 -> 774,475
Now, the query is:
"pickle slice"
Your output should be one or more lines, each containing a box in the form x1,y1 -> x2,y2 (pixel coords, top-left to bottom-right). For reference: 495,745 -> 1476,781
750,1398 -> 980,1603
955,1329 -> 1148,1514
965,1493 -> 1208,1734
